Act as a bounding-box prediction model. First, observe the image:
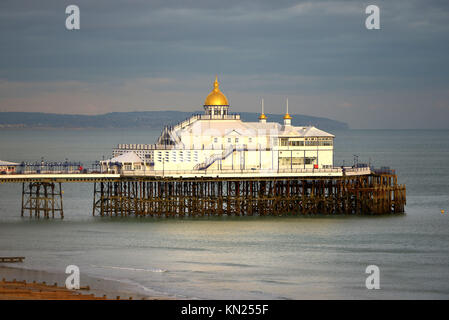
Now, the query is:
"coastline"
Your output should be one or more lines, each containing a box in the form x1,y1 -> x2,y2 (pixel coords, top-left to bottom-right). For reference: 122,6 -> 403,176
0,265 -> 171,300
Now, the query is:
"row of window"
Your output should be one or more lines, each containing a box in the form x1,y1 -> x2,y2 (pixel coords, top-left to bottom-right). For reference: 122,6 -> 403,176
280,139 -> 333,147
206,108 -> 228,115
156,151 -> 199,163
279,157 -> 316,166
213,137 -> 252,144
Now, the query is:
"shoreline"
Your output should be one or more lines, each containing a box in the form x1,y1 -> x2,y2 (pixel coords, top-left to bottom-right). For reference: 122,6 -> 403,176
0,265 -> 172,300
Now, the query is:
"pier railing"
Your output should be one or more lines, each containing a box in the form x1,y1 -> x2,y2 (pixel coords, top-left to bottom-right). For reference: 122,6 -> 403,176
120,166 -> 371,177
2,165 -> 372,178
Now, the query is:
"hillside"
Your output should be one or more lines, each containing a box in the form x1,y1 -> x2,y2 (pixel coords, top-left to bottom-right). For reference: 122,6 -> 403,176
0,111 -> 348,131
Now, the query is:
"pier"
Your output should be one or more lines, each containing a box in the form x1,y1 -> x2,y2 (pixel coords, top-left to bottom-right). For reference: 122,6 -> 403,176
0,79 -> 408,218
0,168 -> 405,218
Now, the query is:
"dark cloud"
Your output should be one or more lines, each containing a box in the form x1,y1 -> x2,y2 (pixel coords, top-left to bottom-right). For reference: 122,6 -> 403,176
0,0 -> 448,128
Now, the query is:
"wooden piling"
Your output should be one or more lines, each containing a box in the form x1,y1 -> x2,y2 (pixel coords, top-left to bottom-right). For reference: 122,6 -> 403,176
92,173 -> 405,217
21,182 -> 64,219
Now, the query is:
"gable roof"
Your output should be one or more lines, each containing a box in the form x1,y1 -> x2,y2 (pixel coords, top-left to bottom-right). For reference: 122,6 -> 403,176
102,152 -> 143,164
0,160 -> 20,166
225,130 -> 242,136
299,126 -> 335,137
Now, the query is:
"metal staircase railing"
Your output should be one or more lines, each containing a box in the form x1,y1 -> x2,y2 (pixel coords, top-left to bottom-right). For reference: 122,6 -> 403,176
194,146 -> 237,170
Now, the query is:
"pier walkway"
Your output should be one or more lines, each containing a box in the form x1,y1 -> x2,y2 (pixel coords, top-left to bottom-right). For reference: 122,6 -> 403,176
0,167 -> 370,183
0,173 -> 120,183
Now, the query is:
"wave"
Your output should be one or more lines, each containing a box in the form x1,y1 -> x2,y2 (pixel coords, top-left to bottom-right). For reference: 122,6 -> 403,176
91,265 -> 167,273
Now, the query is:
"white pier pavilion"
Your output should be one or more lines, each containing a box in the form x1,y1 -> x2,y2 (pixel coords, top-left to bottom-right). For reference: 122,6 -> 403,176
107,77 -> 367,177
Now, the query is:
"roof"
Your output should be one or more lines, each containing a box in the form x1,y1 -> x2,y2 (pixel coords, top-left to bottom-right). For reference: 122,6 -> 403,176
299,126 -> 335,137
102,152 -> 143,164
0,160 -> 20,166
176,119 -> 334,138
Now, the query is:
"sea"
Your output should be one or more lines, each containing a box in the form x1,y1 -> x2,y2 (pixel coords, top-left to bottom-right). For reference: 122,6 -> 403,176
0,128 -> 448,299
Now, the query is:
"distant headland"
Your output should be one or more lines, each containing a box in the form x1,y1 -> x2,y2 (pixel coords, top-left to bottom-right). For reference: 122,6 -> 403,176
0,111 -> 349,131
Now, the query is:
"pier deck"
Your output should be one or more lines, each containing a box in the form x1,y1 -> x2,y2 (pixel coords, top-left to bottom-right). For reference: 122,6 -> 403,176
0,167 -> 369,183
0,167 -> 405,218
0,173 -> 120,183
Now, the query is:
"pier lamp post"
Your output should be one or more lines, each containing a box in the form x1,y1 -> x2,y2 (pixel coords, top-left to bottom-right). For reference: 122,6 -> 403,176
353,155 -> 359,168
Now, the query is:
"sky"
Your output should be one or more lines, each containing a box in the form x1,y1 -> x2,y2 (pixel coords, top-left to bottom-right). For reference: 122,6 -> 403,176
0,0 -> 448,129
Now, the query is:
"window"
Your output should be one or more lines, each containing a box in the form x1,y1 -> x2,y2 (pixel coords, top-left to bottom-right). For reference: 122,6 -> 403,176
235,138 -> 239,143
305,139 -> 319,146
228,138 -> 231,143
305,158 -> 315,164
289,141 -> 304,146
280,138 -> 288,146
214,137 -> 218,143
249,138 -> 252,143
279,157 -> 315,166
320,138 -> 333,146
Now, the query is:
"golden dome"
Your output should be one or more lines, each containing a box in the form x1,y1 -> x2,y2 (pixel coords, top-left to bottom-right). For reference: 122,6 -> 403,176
259,113 -> 267,120
204,76 -> 229,106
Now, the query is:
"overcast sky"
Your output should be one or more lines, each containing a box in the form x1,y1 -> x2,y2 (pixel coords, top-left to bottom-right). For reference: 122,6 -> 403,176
0,0 -> 448,128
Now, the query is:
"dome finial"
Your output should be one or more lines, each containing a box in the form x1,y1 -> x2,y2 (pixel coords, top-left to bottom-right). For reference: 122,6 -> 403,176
259,98 -> 267,121
214,75 -> 219,92
284,98 -> 292,126
283,98 -> 292,120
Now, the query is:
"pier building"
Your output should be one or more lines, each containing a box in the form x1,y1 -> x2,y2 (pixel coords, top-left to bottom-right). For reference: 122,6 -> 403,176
0,160 -> 19,174
110,77 -> 335,175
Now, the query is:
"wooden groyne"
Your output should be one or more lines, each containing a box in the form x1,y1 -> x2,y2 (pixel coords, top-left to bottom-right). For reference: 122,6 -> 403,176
92,173 -> 405,217
0,278 -> 107,300
0,257 -> 25,263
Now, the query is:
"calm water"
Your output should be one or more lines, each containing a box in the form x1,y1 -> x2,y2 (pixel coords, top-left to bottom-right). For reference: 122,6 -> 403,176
0,128 -> 448,299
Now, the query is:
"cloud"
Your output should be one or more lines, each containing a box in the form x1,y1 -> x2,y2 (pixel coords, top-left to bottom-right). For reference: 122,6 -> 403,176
0,0 -> 448,128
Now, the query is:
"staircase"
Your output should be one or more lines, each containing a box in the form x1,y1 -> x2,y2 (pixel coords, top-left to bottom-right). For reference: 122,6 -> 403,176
194,146 -> 237,170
